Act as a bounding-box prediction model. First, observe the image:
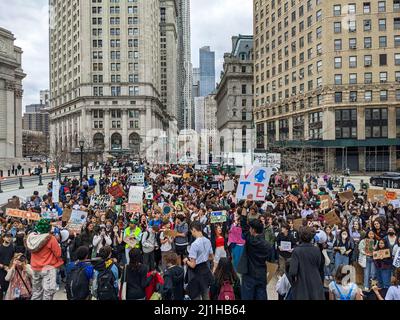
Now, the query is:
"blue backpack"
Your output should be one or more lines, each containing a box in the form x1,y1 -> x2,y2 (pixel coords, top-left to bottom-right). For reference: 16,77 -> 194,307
334,283 -> 354,300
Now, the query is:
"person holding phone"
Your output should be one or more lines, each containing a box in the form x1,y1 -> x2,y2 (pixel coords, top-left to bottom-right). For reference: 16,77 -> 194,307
4,253 -> 33,300
92,226 -> 112,258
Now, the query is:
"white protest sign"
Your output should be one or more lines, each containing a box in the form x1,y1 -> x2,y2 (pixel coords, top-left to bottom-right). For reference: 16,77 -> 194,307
195,164 -> 208,171
52,179 -> 60,203
144,185 -> 153,194
223,180 -> 235,192
149,173 -> 158,180
236,166 -> 273,201
129,173 -> 145,184
66,210 -> 88,234
390,199 -> 400,209
145,193 -> 153,200
128,186 -> 144,204
393,249 -> 400,268
266,153 -> 281,169
280,241 -> 292,252
253,153 -> 267,166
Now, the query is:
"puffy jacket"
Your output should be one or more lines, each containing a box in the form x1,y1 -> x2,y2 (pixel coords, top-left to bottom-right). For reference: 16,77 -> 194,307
26,233 -> 64,271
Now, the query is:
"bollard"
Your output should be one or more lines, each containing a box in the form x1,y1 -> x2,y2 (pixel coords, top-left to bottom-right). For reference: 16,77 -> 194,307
39,174 -> 43,186
8,170 -> 10,177
28,168 -> 31,175
0,181 -> 3,193
0,170 -> 3,177
100,170 -> 103,179
19,177 -> 24,189
22,169 -> 24,176
341,177 -> 344,188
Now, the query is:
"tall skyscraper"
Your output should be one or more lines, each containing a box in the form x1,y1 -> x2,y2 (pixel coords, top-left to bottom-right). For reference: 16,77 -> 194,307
177,0 -> 193,130
192,67 -> 200,98
0,27 -> 25,170
49,0 -> 176,162
253,0 -> 400,172
199,46 -> 216,96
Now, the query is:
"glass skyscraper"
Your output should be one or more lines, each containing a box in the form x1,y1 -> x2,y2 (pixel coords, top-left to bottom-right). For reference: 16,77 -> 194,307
199,46 -> 216,96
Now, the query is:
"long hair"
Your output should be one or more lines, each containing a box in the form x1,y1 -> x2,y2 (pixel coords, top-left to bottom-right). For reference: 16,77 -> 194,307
214,257 -> 238,286
128,248 -> 143,271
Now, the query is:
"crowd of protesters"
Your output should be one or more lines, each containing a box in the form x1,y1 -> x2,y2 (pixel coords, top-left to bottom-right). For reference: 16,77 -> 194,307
0,161 -> 399,301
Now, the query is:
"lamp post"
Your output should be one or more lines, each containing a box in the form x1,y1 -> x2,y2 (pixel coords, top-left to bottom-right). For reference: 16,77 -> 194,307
79,139 -> 85,185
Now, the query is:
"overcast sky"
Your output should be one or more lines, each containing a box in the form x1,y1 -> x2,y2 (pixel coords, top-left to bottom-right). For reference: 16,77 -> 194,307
0,0 -> 253,108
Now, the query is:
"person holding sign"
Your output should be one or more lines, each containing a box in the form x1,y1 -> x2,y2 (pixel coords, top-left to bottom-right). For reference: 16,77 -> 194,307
276,223 -> 296,276
373,239 -> 393,289
333,229 -> 354,273
123,220 -> 142,264
358,230 -> 377,291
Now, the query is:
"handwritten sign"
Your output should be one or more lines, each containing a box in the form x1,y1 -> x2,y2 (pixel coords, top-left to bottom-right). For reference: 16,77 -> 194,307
236,166 -> 273,201
128,173 -> 145,184
124,236 -> 137,248
6,208 -> 40,221
393,248 -> 400,268
195,164 -> 208,171
373,249 -> 391,260
210,211 -> 227,224
52,179 -> 60,204
108,184 -> 125,198
280,241 -> 292,252
66,210 -> 88,234
390,199 -> 400,209
324,210 -> 342,226
41,210 -> 59,220
368,189 -> 387,203
338,190 -> 354,203
90,195 -> 111,209
385,191 -> 397,201
365,239 -> 375,256
128,186 -> 144,204
126,203 -> 143,214
149,173 -> 159,180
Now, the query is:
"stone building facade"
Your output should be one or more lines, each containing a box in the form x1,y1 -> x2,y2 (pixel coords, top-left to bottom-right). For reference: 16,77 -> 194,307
0,27 -> 26,170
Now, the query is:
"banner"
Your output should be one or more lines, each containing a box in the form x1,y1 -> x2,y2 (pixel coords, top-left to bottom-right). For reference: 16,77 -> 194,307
210,211 -> 227,224
128,173 -> 145,184
253,153 -> 267,166
223,180 -> 235,192
66,210 -> 88,234
128,186 -> 144,204
108,184 -> 125,198
52,179 -> 60,203
236,166 -> 273,201
338,190 -> 354,203
6,208 -> 40,221
90,195 -> 111,209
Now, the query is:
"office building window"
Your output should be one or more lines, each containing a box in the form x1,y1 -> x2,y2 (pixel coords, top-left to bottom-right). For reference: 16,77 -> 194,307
365,108 -> 388,138
335,109 -> 357,139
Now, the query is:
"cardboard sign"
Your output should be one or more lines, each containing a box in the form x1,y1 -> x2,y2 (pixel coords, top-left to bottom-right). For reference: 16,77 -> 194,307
6,208 -> 41,221
293,218 -> 304,230
385,191 -> 397,201
367,189 -> 387,203
41,210 -> 59,220
373,249 -> 391,260
62,208 -> 72,222
124,236 -> 137,248
320,195 -> 332,210
168,174 -> 182,179
338,190 -> 354,203
223,180 -> 235,192
236,166 -> 273,201
210,211 -> 227,224
6,197 -> 20,209
266,262 -> 279,284
324,210 -> 342,226
126,203 -> 143,214
128,186 -> 144,204
108,184 -> 125,198
66,210 -> 88,234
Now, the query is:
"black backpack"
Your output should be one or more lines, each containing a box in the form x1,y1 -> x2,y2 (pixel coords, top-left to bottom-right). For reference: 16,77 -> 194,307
66,264 -> 90,300
96,265 -> 118,300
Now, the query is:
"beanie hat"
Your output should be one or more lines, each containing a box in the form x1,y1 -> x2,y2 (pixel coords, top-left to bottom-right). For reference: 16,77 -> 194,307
35,219 -> 51,234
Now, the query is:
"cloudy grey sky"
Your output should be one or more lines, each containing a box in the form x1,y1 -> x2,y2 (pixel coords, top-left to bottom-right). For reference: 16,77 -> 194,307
0,0 -> 253,109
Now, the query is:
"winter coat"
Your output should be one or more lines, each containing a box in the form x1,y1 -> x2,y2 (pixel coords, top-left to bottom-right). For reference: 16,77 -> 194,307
26,233 -> 64,271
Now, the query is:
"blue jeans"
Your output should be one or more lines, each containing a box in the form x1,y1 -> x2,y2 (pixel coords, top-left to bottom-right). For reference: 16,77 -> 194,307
334,252 -> 349,272
376,268 -> 392,289
363,256 -> 376,289
324,250 -> 335,277
241,274 -> 267,300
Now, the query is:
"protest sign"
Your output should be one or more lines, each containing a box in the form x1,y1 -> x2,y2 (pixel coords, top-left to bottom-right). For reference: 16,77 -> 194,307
195,164 -> 208,171
168,174 -> 182,179
324,210 -> 342,226
373,249 -> 391,260
210,211 -> 227,224
223,180 -> 235,192
385,191 -> 397,201
163,205 -> 172,215
393,248 -> 400,268
128,173 -> 145,184
338,190 -> 354,203
128,186 -> 144,204
90,195 -> 111,209
6,208 -> 41,221
66,210 -> 88,234
41,210 -> 59,220
253,153 -> 267,166
126,203 -> 143,214
390,199 -> 400,209
145,193 -> 153,200
364,239 -> 375,256
52,179 -> 60,203
280,241 -> 292,252
149,173 -> 158,180
6,197 -> 20,209
367,189 -> 387,203
210,181 -> 219,189
214,175 -> 224,181
62,208 -> 72,222
236,166 -> 273,201
108,184 -> 125,198
144,185 -> 153,194
266,262 -> 279,284
124,236 -> 137,248
320,195 -> 332,210
266,153 -> 281,169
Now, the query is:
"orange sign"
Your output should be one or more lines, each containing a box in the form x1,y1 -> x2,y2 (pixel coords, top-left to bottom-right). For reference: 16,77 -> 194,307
385,191 -> 397,201
6,208 -> 41,221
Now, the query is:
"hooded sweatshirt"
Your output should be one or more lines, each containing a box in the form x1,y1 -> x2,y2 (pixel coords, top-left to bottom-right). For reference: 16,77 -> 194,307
26,233 -> 63,271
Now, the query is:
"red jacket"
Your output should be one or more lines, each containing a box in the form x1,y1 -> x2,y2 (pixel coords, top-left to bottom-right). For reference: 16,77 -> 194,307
145,272 -> 164,300
30,235 -> 64,271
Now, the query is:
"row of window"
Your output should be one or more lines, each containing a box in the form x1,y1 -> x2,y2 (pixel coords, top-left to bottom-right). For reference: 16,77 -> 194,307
333,71 -> 400,84
93,109 -> 140,118
94,120 -> 140,130
92,62 -> 139,71
91,6 -> 138,15
333,2 -> 400,15
93,86 -> 139,96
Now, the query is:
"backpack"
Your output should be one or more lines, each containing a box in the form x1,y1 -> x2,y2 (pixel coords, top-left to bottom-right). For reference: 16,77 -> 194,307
218,280 -> 235,301
334,283 -> 354,300
96,266 -> 118,300
66,264 -> 90,300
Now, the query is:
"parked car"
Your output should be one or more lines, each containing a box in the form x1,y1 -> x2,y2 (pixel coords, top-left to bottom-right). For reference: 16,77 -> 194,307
60,164 -> 81,173
370,172 -> 400,188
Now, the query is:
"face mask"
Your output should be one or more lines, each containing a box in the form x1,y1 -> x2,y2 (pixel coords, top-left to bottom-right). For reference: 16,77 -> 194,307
388,232 -> 395,236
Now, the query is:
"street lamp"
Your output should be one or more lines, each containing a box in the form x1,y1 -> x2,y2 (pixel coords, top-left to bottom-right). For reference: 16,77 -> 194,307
79,139 -> 85,185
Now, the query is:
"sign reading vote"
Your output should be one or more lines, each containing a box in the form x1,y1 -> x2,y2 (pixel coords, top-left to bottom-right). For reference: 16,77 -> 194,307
236,166 -> 273,201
